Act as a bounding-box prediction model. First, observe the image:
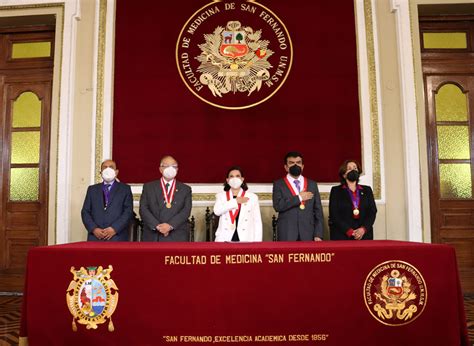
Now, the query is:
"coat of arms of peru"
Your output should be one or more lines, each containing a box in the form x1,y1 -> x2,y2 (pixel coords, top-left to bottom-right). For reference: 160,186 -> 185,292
66,265 -> 119,331
176,1 -> 293,109
364,260 -> 427,326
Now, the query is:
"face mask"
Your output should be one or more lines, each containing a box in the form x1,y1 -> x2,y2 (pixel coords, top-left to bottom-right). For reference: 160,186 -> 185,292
346,170 -> 359,182
101,167 -> 116,183
163,166 -> 177,180
228,177 -> 243,189
289,164 -> 302,177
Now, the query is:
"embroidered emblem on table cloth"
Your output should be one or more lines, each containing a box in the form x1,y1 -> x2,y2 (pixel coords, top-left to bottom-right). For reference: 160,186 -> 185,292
66,265 -> 119,331
363,260 -> 427,326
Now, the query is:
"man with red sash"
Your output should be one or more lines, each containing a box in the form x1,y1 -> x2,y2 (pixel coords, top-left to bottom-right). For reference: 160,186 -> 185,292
272,152 -> 323,241
140,155 -> 192,241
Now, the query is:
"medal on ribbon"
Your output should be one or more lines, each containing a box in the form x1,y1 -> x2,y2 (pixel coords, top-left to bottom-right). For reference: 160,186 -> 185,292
161,178 -> 176,209
347,186 -> 361,219
284,176 -> 308,210
227,189 -> 245,230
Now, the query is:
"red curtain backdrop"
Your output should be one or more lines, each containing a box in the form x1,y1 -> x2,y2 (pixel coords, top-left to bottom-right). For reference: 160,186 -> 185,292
113,0 -> 361,184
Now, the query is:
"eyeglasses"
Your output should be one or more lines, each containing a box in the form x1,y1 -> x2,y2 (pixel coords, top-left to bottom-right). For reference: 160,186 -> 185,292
160,165 -> 178,169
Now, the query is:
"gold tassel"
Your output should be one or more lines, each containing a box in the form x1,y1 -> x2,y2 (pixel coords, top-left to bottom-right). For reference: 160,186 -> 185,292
72,319 -> 77,332
108,317 -> 114,332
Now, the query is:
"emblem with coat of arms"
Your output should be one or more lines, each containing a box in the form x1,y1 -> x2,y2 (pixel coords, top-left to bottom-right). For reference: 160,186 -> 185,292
176,0 -> 292,109
196,21 -> 273,97
66,265 -> 119,331
364,261 -> 427,326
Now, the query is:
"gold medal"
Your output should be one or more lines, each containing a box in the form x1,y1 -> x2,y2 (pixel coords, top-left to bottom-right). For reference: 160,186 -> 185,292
353,208 -> 359,216
166,203 -> 172,209
230,223 -> 236,231
299,204 -> 305,210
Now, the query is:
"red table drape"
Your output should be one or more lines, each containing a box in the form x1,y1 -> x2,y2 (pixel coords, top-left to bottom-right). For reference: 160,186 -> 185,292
20,241 -> 469,345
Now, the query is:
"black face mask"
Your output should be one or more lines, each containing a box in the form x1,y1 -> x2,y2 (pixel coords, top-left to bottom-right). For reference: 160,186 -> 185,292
346,170 -> 359,182
289,164 -> 302,177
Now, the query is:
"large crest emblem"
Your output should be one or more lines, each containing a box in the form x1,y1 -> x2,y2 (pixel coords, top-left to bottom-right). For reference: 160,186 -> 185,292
66,265 -> 119,331
176,1 -> 292,109
364,261 -> 427,326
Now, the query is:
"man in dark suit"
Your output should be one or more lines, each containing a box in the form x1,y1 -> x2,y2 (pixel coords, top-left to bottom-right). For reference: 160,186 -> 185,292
272,151 -> 323,241
140,155 -> 192,242
81,159 -> 134,241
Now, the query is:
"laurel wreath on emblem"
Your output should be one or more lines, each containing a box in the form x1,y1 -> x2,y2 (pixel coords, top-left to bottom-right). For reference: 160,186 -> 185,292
373,270 -> 418,321
66,265 -> 119,332
196,21 -> 274,97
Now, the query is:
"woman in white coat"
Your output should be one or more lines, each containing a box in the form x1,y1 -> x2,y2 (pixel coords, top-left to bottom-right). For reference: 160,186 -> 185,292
213,166 -> 263,242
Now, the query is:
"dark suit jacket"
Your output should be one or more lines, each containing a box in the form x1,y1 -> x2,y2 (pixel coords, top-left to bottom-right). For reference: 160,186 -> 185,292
139,180 -> 192,242
81,181 -> 134,241
328,184 -> 377,240
272,177 -> 324,241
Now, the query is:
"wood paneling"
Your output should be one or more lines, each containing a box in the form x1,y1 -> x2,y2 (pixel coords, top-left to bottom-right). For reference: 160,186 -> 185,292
421,17 -> 474,294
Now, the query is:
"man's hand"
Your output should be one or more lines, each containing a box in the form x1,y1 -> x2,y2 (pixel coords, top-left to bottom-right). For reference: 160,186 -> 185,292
314,237 -> 322,241
103,227 -> 117,240
92,228 -> 105,240
157,223 -> 172,237
299,191 -> 314,201
236,196 -> 249,204
353,228 -> 366,240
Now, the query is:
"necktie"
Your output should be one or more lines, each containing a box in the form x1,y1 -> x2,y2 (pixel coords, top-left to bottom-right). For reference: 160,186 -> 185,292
294,179 -> 301,193
165,183 -> 170,193
103,184 -> 111,207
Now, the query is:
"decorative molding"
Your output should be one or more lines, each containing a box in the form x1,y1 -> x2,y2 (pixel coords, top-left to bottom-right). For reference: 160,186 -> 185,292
56,0 -> 81,244
364,0 -> 383,200
390,0 -> 423,242
353,0 -> 385,201
102,0 -> 115,161
92,0 -> 115,182
0,2 -> 62,9
93,0 -> 107,183
54,4 -> 65,245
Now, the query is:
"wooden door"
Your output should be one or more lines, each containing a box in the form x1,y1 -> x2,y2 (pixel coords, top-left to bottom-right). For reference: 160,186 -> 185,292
425,75 -> 474,293
0,27 -> 54,292
421,18 -> 474,293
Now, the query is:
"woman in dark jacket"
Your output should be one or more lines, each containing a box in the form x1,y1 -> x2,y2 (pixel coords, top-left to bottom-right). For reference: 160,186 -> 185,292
329,160 -> 377,240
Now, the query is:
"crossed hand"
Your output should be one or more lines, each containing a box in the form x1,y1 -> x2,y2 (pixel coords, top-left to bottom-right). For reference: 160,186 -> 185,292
156,223 -> 172,237
352,228 -> 366,240
92,227 -> 117,240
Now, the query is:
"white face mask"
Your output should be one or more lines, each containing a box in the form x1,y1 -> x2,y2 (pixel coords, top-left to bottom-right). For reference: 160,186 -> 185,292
163,166 -> 177,180
101,167 -> 116,183
228,177 -> 243,189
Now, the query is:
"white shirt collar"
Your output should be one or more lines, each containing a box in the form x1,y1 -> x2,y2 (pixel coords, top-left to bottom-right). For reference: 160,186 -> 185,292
161,177 -> 175,192
286,173 -> 304,184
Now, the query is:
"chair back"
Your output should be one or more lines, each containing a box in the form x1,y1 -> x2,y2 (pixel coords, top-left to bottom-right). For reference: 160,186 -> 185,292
128,212 -> 141,241
272,214 -> 278,241
205,207 -> 219,241
188,216 -> 195,242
